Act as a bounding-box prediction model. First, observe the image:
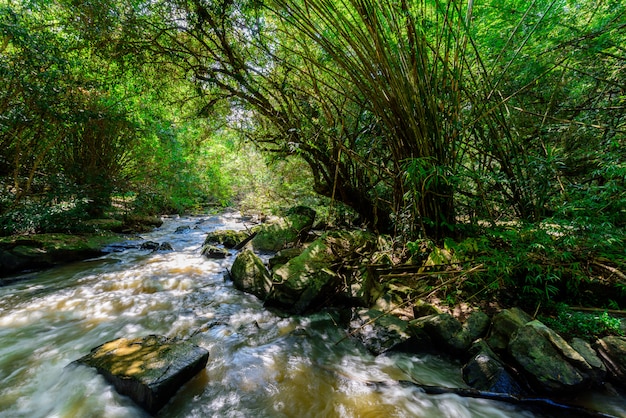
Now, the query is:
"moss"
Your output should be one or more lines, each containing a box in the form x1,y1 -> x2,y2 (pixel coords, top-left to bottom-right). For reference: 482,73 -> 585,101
204,230 -> 249,248
0,232 -> 122,277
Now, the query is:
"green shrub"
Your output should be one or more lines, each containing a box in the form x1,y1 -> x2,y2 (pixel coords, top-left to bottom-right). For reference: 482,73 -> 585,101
540,304 -> 623,342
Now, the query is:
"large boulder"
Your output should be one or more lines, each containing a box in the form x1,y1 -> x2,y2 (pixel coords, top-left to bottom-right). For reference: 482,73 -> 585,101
268,248 -> 304,271
463,311 -> 491,343
410,313 -> 472,355
487,307 -> 532,352
230,249 -> 273,300
508,320 -> 593,393
251,206 -> 316,252
265,230 -> 375,314
76,335 -> 209,415
595,336 -> 626,385
570,337 -> 606,383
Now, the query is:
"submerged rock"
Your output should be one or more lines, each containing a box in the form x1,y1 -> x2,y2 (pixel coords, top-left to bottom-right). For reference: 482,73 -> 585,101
174,225 -> 191,234
140,241 -> 160,251
76,335 -> 209,415
158,242 -> 173,251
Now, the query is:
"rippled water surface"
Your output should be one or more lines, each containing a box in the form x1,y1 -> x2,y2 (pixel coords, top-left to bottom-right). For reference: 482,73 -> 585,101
0,213 -> 623,417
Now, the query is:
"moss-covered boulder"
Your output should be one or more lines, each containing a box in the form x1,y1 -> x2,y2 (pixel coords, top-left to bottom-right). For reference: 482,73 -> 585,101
0,233 -> 121,278
251,206 -> 316,252
204,230 -> 250,249
76,335 -> 209,415
265,230 -> 375,314
230,249 -> 273,300
268,247 -> 303,271
508,320 -> 593,393
487,307 -> 532,352
410,313 -> 472,355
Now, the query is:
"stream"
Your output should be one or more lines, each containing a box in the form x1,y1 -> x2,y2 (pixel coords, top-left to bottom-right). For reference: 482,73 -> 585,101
0,212 -> 624,418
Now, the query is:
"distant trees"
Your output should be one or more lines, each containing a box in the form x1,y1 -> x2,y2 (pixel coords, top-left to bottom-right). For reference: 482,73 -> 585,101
0,1 -> 236,233
1,0 -> 623,239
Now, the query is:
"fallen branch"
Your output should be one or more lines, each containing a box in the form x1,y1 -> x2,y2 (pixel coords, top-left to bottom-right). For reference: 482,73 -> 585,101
396,381 -> 617,418
320,364 -> 617,418
591,260 -> 626,284
335,264 -> 483,346
233,231 -> 257,250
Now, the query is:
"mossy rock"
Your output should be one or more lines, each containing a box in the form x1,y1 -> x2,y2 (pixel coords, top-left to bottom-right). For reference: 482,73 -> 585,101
412,313 -> 472,355
508,320 -> 591,393
230,249 -> 273,300
268,247 -> 304,271
0,232 -> 121,277
251,207 -> 316,252
487,307 -> 532,352
204,230 -> 250,249
121,215 -> 163,233
201,244 -> 230,259
266,230 -> 375,313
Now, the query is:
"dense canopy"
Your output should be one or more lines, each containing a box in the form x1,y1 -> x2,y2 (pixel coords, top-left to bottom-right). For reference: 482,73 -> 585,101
1,0 -> 625,307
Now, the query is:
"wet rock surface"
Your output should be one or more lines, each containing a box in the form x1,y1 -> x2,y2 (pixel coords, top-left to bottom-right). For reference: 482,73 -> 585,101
76,335 -> 209,415
230,249 -> 273,300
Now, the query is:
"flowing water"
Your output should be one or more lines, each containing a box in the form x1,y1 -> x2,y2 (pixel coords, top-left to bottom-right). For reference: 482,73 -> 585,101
0,213 -> 624,418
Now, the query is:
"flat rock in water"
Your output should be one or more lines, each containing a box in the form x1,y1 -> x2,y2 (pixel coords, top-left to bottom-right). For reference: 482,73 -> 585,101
76,335 -> 209,414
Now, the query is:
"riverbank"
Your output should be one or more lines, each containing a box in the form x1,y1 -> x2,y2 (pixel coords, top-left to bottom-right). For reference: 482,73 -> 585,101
1,211 -> 624,417
221,207 -> 626,416
0,215 -> 163,280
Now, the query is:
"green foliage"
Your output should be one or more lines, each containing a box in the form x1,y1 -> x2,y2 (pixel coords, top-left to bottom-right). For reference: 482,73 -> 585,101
0,196 -> 92,236
416,216 -> 626,307
540,304 -> 624,342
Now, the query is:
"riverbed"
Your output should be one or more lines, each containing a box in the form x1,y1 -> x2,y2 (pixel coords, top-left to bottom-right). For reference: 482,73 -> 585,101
0,213 -> 623,417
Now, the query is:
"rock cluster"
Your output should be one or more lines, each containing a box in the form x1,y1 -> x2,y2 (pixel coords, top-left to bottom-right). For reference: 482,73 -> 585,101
222,207 -> 626,402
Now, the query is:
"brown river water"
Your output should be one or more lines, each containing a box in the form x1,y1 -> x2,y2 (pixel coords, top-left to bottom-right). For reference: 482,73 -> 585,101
0,212 -> 624,417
